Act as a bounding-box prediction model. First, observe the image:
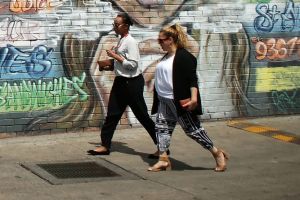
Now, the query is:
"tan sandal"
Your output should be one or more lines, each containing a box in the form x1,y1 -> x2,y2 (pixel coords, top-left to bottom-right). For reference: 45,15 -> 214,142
148,156 -> 172,172
214,149 -> 229,172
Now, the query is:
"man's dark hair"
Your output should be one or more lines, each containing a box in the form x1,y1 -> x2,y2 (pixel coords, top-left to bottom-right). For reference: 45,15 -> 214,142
117,13 -> 133,26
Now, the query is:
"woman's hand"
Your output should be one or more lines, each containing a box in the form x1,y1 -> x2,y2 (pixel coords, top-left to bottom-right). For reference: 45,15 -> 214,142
181,98 -> 197,111
106,46 -> 124,63
180,87 -> 198,111
106,49 -> 116,59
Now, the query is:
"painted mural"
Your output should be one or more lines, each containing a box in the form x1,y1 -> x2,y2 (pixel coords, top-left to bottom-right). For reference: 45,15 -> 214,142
0,0 -> 299,135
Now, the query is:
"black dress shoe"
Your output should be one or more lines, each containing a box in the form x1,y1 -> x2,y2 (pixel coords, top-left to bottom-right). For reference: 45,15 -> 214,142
148,150 -> 170,159
87,149 -> 110,155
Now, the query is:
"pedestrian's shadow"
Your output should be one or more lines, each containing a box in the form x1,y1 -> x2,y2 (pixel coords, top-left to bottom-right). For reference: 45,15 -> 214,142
88,141 -> 212,171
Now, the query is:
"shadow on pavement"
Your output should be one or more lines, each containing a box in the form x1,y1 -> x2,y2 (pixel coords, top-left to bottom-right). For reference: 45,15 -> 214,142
88,141 -> 212,171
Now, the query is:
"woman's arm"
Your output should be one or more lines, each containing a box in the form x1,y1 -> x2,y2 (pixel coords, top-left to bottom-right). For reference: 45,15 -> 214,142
106,39 -> 139,71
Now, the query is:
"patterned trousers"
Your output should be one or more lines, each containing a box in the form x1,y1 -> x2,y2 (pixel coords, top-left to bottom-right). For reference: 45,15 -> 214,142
155,95 -> 214,152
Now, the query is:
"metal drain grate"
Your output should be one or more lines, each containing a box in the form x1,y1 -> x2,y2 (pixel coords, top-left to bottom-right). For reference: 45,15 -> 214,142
37,162 -> 120,179
21,159 -> 140,185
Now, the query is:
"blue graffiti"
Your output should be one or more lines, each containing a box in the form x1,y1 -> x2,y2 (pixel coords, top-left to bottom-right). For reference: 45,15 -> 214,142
26,45 -> 53,78
0,45 -> 53,79
254,0 -> 299,33
254,4 -> 279,32
281,0 -> 297,31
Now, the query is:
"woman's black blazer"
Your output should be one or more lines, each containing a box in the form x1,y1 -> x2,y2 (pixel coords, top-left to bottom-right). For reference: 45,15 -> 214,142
151,48 -> 203,116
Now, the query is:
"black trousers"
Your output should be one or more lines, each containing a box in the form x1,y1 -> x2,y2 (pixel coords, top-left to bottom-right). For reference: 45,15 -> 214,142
101,74 -> 156,149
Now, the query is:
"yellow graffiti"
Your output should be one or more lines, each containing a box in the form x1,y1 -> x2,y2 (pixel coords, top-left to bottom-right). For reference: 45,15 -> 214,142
255,66 -> 300,92
9,0 -> 61,13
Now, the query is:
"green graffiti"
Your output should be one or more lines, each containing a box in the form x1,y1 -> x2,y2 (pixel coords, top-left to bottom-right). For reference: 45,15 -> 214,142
257,0 -> 271,3
245,0 -> 271,3
0,72 -> 88,112
272,90 -> 298,113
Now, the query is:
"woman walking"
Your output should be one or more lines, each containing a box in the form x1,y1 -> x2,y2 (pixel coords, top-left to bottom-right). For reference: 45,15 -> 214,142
148,24 -> 229,172
87,13 -> 157,156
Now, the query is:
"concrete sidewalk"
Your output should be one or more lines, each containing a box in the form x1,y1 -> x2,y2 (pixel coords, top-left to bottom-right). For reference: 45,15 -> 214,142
0,115 -> 299,200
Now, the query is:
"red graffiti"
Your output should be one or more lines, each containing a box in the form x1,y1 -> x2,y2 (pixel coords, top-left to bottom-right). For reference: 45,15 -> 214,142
252,37 -> 300,60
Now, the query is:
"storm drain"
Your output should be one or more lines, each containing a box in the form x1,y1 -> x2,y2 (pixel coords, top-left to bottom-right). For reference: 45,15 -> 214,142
21,159 -> 141,185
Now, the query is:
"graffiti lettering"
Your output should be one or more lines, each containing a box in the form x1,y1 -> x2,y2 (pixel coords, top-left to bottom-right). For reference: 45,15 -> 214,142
254,0 -> 298,32
0,45 -> 53,78
9,0 -> 63,13
10,0 -> 50,13
272,90 -> 298,112
0,17 -> 40,42
254,3 -> 279,32
281,0 -> 296,31
252,37 -> 300,60
26,45 -> 53,78
0,72 -> 88,112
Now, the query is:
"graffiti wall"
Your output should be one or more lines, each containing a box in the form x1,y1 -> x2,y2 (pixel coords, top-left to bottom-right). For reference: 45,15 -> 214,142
0,0 -> 299,135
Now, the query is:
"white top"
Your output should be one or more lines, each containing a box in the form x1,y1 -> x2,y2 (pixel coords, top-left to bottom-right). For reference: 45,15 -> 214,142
155,54 -> 175,99
114,34 -> 141,78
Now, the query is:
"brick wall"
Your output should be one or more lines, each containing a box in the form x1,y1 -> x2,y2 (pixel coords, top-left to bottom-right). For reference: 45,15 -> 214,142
0,0 -> 299,135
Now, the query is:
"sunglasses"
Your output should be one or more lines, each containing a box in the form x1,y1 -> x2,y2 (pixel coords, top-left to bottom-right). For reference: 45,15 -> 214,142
112,23 -> 124,28
157,38 -> 169,43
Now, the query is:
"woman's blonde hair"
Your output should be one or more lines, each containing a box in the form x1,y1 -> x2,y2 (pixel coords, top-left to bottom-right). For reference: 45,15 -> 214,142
160,23 -> 188,49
